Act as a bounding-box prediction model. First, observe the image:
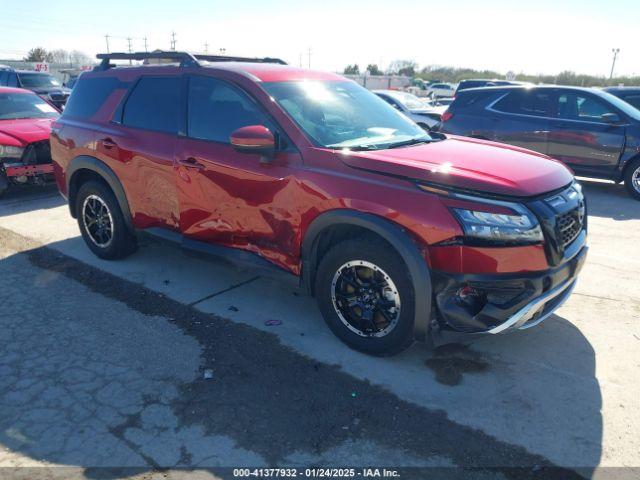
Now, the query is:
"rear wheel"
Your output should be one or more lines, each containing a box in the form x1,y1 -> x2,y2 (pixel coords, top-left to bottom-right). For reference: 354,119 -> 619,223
623,159 -> 640,200
315,237 -> 415,356
76,181 -> 137,259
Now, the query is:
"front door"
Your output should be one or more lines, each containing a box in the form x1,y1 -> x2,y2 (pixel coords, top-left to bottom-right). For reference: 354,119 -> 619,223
175,74 -> 302,271
547,91 -> 625,176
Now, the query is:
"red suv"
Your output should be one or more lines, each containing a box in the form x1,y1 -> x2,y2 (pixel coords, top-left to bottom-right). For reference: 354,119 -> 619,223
51,52 -> 587,355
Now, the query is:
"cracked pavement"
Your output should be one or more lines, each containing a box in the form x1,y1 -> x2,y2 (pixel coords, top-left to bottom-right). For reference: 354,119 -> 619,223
0,179 -> 639,479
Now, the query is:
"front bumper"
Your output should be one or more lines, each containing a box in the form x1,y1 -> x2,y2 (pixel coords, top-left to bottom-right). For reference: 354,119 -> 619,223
431,243 -> 587,344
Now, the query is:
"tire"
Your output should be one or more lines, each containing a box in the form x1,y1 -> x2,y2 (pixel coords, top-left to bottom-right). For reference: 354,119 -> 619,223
623,159 -> 640,201
75,180 -> 137,260
315,237 -> 416,356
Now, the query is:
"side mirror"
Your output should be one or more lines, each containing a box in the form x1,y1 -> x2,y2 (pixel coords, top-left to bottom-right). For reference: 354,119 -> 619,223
230,125 -> 275,163
601,113 -> 621,124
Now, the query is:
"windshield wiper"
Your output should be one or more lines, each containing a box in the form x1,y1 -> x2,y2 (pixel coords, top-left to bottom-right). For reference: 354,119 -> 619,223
385,137 -> 432,149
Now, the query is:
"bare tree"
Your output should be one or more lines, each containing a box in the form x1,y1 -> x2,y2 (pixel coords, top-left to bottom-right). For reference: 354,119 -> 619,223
47,49 -> 70,64
69,50 -> 92,66
388,59 -> 418,77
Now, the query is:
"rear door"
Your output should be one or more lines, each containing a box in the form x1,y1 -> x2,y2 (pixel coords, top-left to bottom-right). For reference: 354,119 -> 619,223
547,90 -> 625,175
485,89 -> 554,154
106,75 -> 181,229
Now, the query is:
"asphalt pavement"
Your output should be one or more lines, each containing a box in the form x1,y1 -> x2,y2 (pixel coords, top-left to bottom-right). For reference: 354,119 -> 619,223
0,179 -> 638,479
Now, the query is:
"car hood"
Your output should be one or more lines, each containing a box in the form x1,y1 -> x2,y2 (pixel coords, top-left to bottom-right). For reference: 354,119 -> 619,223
0,118 -> 54,146
30,87 -> 71,95
339,135 -> 574,197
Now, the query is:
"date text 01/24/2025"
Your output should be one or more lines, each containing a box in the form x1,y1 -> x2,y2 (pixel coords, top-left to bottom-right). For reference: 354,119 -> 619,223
233,468 -> 400,478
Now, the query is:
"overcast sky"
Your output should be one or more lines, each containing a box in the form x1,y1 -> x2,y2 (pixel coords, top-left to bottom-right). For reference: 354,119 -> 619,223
1,0 -> 637,77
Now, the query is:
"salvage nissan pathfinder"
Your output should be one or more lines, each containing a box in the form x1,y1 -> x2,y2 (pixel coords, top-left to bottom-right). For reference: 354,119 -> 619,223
50,51 -> 588,355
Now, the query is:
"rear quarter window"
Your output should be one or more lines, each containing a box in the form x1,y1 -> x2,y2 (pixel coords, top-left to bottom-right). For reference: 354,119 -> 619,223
63,76 -> 120,119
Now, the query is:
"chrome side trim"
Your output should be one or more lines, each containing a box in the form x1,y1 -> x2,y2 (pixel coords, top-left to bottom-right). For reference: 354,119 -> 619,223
486,278 -> 576,334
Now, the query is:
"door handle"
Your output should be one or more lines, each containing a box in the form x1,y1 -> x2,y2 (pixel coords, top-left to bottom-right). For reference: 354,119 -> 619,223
100,137 -> 118,149
178,158 -> 205,170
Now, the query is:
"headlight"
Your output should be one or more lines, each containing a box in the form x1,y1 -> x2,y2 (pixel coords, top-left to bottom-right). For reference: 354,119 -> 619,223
0,145 -> 25,159
452,207 -> 543,245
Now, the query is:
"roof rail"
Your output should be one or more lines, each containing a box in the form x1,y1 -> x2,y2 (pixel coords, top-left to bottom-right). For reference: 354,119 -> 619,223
94,51 -> 286,71
193,54 -> 287,65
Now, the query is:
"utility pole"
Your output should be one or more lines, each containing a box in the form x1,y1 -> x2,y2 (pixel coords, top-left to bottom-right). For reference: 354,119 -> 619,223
204,42 -> 209,54
609,48 -> 620,81
299,53 -> 302,68
170,31 -> 177,51
143,37 -> 148,52
307,47 -> 312,68
104,34 -> 110,53
127,37 -> 133,64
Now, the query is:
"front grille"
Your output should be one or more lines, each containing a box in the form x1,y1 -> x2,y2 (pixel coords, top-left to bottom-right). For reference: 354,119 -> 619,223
21,140 -> 51,165
557,209 -> 583,247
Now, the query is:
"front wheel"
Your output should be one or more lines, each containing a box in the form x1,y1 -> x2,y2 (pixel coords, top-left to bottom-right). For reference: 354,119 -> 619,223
75,181 -> 137,260
624,159 -> 640,201
315,237 -> 416,356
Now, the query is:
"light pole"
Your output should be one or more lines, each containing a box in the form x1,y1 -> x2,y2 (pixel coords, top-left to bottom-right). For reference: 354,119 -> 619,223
609,48 -> 620,81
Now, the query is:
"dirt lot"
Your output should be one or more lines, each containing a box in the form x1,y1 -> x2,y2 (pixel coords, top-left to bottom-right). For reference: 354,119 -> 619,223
0,179 -> 638,479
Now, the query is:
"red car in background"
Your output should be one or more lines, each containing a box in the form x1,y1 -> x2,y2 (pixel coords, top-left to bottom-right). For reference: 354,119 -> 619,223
0,87 -> 59,197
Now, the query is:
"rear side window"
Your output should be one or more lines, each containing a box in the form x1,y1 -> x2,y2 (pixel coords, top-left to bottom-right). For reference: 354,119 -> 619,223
63,77 -> 119,119
493,90 -> 553,117
122,76 -> 180,134
187,75 -> 272,143
0,71 -> 7,85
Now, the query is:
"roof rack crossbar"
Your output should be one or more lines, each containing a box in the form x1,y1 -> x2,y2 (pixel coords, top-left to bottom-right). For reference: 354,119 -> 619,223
95,51 -> 200,70
94,51 -> 287,71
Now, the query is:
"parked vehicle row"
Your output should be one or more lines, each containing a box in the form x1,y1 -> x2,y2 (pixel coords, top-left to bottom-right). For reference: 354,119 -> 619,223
0,65 -> 71,109
437,85 -> 640,199
48,51 -> 587,356
373,90 -> 442,130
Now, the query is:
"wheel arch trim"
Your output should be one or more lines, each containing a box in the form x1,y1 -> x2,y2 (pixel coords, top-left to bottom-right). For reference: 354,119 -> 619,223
301,209 -> 432,341
66,155 -> 134,232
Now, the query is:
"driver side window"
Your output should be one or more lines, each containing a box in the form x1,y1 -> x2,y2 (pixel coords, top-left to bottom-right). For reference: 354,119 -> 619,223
187,76 -> 273,143
557,93 -> 616,122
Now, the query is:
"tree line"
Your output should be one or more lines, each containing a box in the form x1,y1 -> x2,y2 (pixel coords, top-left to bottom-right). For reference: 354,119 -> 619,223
345,61 -> 640,87
23,47 -> 92,66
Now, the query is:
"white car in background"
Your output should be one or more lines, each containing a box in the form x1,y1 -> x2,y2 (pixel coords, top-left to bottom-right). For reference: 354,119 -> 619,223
373,90 -> 442,130
425,82 -> 455,99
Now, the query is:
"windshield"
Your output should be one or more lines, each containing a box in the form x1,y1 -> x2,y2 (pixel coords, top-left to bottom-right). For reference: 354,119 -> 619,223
384,91 -> 427,110
595,89 -> 640,121
263,81 -> 429,150
0,92 -> 59,120
18,72 -> 61,89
